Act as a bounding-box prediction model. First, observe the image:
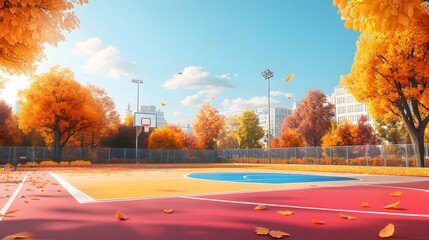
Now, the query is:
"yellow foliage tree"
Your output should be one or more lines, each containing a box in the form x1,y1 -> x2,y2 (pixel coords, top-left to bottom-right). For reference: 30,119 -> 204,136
148,125 -> 186,149
193,103 -> 225,149
0,0 -> 87,75
334,0 -> 427,34
18,66 -> 102,162
340,12 -> 429,166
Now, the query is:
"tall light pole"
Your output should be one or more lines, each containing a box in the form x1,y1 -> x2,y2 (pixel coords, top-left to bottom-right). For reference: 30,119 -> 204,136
261,69 -> 273,164
132,79 -> 143,163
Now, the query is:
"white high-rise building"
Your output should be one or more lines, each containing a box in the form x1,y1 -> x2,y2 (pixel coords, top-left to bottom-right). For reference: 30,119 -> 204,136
139,105 -> 167,128
255,107 -> 292,137
327,86 -> 373,125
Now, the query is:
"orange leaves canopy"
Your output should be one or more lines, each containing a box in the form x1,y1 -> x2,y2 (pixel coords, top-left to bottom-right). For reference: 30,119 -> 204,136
193,103 -> 225,149
148,125 -> 186,149
0,0 -> 87,75
334,0 -> 427,34
272,129 -> 304,148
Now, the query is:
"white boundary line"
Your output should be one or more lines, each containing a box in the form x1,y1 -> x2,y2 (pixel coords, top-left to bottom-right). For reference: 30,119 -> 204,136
50,172 -> 95,204
365,184 -> 429,193
180,195 -> 429,218
0,172 -> 29,222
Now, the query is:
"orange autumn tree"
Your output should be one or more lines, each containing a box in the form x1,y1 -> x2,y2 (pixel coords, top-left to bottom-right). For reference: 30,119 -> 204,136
18,66 -> 102,162
321,121 -> 358,146
193,103 -> 225,149
271,129 -> 304,148
333,0 -> 427,34
0,0 -> 88,75
340,11 -> 429,167
148,125 -> 186,149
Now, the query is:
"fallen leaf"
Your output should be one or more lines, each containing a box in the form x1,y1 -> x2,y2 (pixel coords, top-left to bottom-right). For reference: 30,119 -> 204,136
24,201 -> 29,204
1,232 -> 35,240
55,189 -> 62,192
339,213 -> 355,220
383,202 -> 400,209
379,223 -> 395,238
115,211 -> 129,220
390,192 -> 402,197
0,209 -> 20,217
255,227 -> 270,235
361,202 -> 369,207
277,211 -> 294,216
269,230 -> 290,238
18,196 -> 25,199
31,198 -> 40,201
311,220 -> 324,225
163,209 -> 173,213
254,204 -> 267,210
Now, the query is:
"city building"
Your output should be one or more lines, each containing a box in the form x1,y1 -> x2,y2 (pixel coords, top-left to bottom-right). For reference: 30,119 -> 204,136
255,106 -> 292,138
179,123 -> 193,134
139,105 -> 167,128
327,86 -> 374,126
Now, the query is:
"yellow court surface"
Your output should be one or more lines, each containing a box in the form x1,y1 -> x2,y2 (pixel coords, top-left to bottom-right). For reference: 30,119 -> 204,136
52,168 -> 424,201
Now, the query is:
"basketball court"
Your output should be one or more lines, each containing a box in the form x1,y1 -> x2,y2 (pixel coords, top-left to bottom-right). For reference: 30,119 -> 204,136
0,167 -> 428,239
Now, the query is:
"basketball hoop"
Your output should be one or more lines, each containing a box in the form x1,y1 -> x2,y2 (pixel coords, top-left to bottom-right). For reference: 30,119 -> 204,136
143,123 -> 150,133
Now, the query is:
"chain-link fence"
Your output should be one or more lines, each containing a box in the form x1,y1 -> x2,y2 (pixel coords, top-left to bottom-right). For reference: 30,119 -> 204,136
0,144 -> 428,167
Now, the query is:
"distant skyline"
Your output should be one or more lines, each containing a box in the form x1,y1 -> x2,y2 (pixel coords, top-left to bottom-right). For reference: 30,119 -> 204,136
0,1 -> 359,125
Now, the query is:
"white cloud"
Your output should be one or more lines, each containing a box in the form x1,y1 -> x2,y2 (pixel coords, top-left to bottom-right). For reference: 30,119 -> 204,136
270,90 -> 293,98
221,96 -> 281,116
73,37 -> 135,78
181,88 -> 221,107
173,111 -> 182,116
0,75 -> 30,106
164,66 -> 234,89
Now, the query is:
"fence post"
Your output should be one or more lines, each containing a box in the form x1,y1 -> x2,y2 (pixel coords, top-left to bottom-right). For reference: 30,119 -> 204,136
365,144 -> 369,166
108,148 -> 111,164
13,147 -> 17,171
305,146 -> 308,164
330,147 -> 332,165
404,144 -> 408,167
194,150 -> 197,163
346,146 -> 349,165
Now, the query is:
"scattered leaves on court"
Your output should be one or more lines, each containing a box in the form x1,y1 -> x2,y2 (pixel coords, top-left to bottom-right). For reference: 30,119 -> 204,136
379,223 -> 395,238
1,232 -> 35,240
361,202 -> 369,207
254,204 -> 267,210
339,213 -> 355,220
390,192 -> 402,197
254,227 -> 290,238
277,211 -> 294,216
31,198 -> 40,201
311,219 -> 325,225
0,209 -> 20,217
115,211 -> 129,220
163,209 -> 173,213
383,202 -> 400,209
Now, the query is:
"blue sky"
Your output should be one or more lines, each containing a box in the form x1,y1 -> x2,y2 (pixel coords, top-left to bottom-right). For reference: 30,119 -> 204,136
0,0 -> 359,125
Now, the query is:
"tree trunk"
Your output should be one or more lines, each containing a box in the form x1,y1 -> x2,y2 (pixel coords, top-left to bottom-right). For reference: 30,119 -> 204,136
408,127 -> 426,167
54,129 -> 62,163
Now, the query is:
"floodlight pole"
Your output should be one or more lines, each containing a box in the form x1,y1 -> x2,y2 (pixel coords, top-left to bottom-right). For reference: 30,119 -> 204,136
132,79 -> 143,163
261,69 -> 273,164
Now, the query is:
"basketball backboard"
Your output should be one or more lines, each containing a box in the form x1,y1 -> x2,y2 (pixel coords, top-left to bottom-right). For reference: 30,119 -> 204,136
134,112 -> 157,128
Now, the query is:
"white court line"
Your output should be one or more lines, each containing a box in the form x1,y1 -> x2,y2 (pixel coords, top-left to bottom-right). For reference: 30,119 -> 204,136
366,184 -> 429,193
0,172 -> 29,222
180,195 -> 429,218
50,172 -> 95,204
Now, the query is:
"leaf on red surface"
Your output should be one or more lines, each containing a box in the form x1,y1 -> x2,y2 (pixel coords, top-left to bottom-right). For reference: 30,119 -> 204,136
163,209 -> 173,213
269,230 -> 290,238
311,219 -> 325,224
379,223 -> 395,238
361,202 -> 369,207
254,227 -> 270,235
383,202 -> 400,209
1,231 -> 35,240
115,211 -> 129,220
24,201 -> 29,204
18,196 -> 25,199
31,198 -> 40,200
390,192 -> 402,197
55,189 -> 62,192
277,211 -> 294,216
339,213 -> 355,220
254,204 -> 267,210
0,209 -> 20,217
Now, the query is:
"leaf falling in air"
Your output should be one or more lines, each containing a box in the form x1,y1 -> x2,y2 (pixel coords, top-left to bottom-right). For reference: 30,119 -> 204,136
311,219 -> 325,225
339,213 -> 355,220
254,227 -> 270,235
361,202 -> 369,207
390,191 -> 402,197
379,223 -> 395,238
161,103 -> 166,107
163,209 -> 173,213
383,202 -> 400,209
115,211 -> 129,220
254,204 -> 267,210
178,72 -> 183,75
0,209 -> 20,217
284,73 -> 294,83
1,232 -> 35,240
269,230 -> 290,238
277,211 -> 294,216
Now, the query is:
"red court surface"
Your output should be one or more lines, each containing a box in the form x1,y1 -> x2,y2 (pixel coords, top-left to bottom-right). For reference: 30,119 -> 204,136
0,171 -> 428,240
